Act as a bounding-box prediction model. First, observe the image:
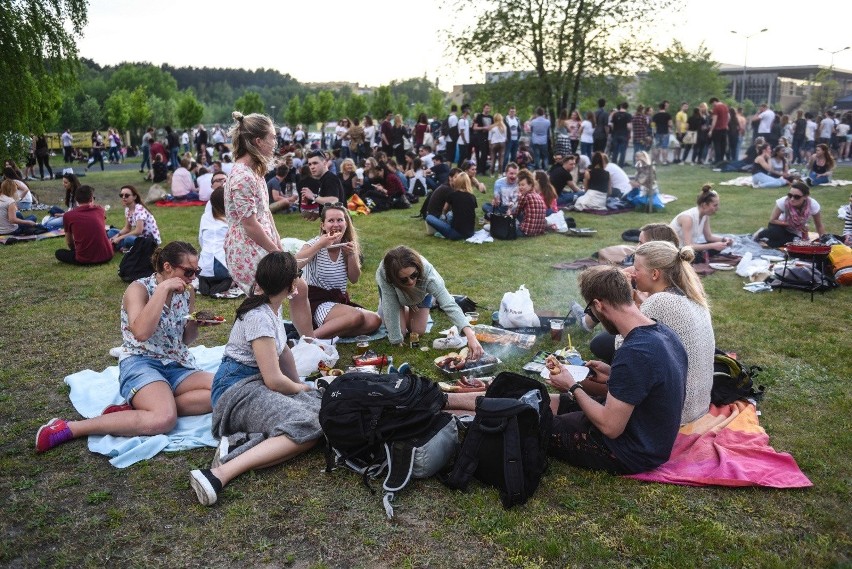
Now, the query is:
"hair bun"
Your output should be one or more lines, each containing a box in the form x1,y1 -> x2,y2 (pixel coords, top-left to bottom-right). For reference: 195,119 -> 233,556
232,111 -> 244,122
679,246 -> 696,263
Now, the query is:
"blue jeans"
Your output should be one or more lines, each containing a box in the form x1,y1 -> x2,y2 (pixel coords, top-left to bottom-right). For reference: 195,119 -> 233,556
140,146 -> 151,171
504,139 -> 519,169
610,135 -> 628,167
532,143 -> 549,170
169,147 -> 180,170
580,142 -> 593,159
114,233 -> 138,250
482,202 -> 509,217
808,173 -> 831,186
557,191 -> 584,206
425,215 -> 468,241
752,173 -> 787,188
211,355 -> 260,407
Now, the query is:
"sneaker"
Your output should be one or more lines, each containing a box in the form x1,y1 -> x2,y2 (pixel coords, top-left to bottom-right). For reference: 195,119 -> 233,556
35,418 -> 73,453
189,469 -> 222,506
570,302 -> 593,332
805,178 -> 813,187
397,362 -> 411,375
102,402 -> 132,415
109,346 -> 126,358
211,437 -> 230,469
432,335 -> 467,350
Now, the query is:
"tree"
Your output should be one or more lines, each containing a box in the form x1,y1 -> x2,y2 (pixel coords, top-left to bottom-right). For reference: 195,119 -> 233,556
176,90 -> 205,129
284,96 -> 301,126
427,91 -> 446,120
805,69 -> 841,114
107,63 -> 178,101
0,0 -> 87,157
346,94 -> 369,122
104,90 -> 131,131
301,94 -> 317,129
637,42 -> 727,108
446,0 -> 673,119
234,91 -> 265,115
78,95 -> 102,131
315,90 -> 336,125
370,86 -> 394,119
128,86 -> 153,135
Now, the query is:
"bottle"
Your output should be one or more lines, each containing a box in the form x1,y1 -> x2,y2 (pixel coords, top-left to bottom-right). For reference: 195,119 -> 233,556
386,356 -> 394,374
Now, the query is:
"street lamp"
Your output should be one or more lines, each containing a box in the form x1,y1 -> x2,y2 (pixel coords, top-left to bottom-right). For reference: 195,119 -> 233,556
818,46 -> 850,69
731,28 -> 768,102
270,105 -> 276,120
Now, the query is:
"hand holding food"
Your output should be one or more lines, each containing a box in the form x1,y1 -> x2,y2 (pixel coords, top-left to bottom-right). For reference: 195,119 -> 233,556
545,354 -> 563,375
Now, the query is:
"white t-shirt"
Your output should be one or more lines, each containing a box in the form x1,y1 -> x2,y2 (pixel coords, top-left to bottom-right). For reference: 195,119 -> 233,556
488,126 -> 507,145
280,126 -> 292,141
196,172 -> 214,201
819,118 -> 836,139
363,125 -> 377,147
605,163 -> 631,196
758,109 -> 775,134
457,117 -> 471,144
171,167 -> 195,198
776,196 -> 820,238
61,131 -> 73,147
180,132 -> 189,145
580,120 -> 594,143
505,116 -> 520,141
805,120 -> 817,141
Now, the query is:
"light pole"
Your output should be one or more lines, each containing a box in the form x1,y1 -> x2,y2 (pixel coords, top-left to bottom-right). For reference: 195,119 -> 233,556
270,105 -> 276,120
731,28 -> 768,102
818,46 -> 850,70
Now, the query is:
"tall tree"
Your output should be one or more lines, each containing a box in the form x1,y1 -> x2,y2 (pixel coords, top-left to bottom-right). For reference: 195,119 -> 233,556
103,90 -> 131,131
370,86 -> 394,119
301,94 -> 317,129
234,91 -> 266,115
805,69 -> 841,114
446,0 -> 673,118
315,90 -> 336,125
107,63 -> 178,101
176,90 -> 205,129
127,86 -> 153,135
637,42 -> 727,108
284,96 -> 302,126
347,94 -> 369,122
427,90 -> 446,120
0,0 -> 87,158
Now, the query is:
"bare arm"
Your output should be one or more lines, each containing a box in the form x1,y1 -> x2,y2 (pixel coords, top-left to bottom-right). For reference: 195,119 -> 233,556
252,337 -> 310,394
242,213 -> 281,253
813,211 -> 826,236
125,279 -> 185,342
768,205 -> 786,226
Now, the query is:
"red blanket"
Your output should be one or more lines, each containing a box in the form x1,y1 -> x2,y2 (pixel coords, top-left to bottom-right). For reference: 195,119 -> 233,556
155,200 -> 206,207
626,401 -> 812,488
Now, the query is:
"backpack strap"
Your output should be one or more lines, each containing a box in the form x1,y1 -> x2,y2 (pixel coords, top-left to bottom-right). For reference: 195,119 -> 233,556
442,418 -> 487,491
500,414 -> 526,508
380,441 -> 416,519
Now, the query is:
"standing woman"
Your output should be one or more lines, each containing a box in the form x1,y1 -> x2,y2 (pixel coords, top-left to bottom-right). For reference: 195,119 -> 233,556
390,114 -> 408,166
190,252 -> 322,506
670,184 -> 733,255
223,111 -> 313,336
376,245 -> 484,358
751,143 -> 789,188
567,110 -> 582,154
363,115 -> 377,155
726,106 -> 740,161
110,185 -> 162,250
36,241 -> 215,453
695,103 -> 711,164
413,113 -> 430,150
754,181 -> 826,248
806,143 -> 835,186
297,204 -> 381,339
555,109 -> 572,157
578,111 -> 595,159
488,113 -> 507,176
35,134 -> 53,180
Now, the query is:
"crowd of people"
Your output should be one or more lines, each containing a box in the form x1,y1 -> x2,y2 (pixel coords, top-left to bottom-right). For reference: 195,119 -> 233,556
13,101 -> 851,507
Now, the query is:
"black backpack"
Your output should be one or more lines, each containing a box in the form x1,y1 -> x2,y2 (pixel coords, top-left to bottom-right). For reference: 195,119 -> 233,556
443,372 -> 552,509
319,372 -> 457,518
118,236 -> 157,282
711,350 -> 765,405
489,213 -> 517,240
411,177 -> 427,197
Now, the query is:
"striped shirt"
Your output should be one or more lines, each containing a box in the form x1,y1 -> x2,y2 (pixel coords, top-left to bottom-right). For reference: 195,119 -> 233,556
304,236 -> 349,325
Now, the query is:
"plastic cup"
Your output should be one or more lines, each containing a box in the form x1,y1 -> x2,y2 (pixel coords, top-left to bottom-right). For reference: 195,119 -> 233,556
355,335 -> 370,349
465,312 -> 479,325
550,320 -> 564,341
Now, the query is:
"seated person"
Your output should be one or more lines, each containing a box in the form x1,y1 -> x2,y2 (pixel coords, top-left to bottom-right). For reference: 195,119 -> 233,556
534,170 -> 558,215
428,153 -> 450,186
426,172 -> 478,240
197,186 -> 233,296
806,143 -> 835,186
573,152 -> 611,211
605,161 -> 632,197
36,241 -> 214,454
267,164 -> 297,213
754,181 -> 825,247
483,162 -> 519,218
44,173 -> 82,231
512,168 -> 547,237
189,252 -> 321,506
110,185 -> 162,251
463,160 -> 487,194
844,193 -> 852,246
196,167 -> 214,202
718,136 -> 764,172
170,157 -> 198,200
418,145 -> 435,170
423,167 -> 461,235
670,184 -> 733,256
148,153 -> 169,184
549,154 -> 583,206
298,204 -> 381,339
0,179 -> 40,235
54,184 -> 114,265
751,143 -> 790,189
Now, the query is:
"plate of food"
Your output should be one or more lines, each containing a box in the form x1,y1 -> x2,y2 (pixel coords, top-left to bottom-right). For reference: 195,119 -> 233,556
185,310 -> 226,325
568,227 -> 598,237
760,254 -> 784,263
438,376 -> 494,393
539,355 -> 590,382
708,263 -> 735,271
434,348 -> 501,377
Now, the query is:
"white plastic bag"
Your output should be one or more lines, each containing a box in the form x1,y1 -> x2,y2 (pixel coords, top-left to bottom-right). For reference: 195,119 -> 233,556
498,285 -> 540,328
291,337 -> 339,377
545,212 -> 568,233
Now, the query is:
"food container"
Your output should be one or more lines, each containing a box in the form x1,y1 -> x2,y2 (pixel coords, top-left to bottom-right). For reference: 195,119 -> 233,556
435,357 -> 502,378
784,241 -> 831,256
568,227 -> 597,237
473,324 -> 536,349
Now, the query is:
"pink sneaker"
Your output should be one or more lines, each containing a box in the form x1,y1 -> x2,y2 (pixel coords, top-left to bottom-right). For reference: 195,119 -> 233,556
35,418 -> 73,453
102,402 -> 133,415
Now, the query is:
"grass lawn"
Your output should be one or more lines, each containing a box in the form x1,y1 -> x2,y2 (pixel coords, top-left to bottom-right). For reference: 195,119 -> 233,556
2,162 -> 850,568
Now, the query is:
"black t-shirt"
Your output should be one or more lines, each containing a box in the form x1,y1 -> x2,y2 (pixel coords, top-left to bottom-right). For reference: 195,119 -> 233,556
426,184 -> 454,217
473,113 -> 493,141
549,167 -> 574,194
611,111 -> 633,136
304,170 -> 344,203
430,163 -> 450,185
447,191 -> 478,237
652,112 -> 672,135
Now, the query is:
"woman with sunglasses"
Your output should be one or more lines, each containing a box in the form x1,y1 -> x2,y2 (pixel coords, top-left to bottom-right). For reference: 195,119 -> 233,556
190,252 -> 321,506
376,245 -> 484,359
754,181 -> 826,248
35,241 -> 215,454
297,204 -> 381,339
670,184 -> 733,256
110,185 -> 161,251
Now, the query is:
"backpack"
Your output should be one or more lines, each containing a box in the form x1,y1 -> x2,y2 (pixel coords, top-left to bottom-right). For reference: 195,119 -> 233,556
489,213 -> 517,240
711,350 -> 765,406
411,177 -> 427,197
767,265 -> 835,292
118,236 -> 157,282
318,372 -> 457,518
443,372 -> 552,509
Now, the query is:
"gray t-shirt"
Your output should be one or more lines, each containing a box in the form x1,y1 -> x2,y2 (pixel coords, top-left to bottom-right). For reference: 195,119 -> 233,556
225,304 -> 288,366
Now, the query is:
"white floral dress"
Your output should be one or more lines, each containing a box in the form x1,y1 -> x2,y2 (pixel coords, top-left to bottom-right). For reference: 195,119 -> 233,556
126,204 -> 162,244
224,162 -> 279,293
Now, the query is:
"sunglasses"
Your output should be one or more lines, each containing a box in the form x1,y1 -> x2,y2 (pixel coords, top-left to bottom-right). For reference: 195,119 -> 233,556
583,300 -> 600,324
173,264 -> 202,277
787,193 -> 804,200
119,192 -> 133,198
399,271 -> 419,284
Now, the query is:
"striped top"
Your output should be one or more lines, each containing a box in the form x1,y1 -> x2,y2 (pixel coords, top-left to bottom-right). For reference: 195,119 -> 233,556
303,236 -> 349,293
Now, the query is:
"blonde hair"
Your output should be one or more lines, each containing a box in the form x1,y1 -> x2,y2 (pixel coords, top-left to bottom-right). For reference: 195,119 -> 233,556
635,241 -> 708,309
341,158 -> 356,174
228,111 -> 274,176
0,179 -> 17,198
452,172 -> 473,193
491,113 -> 505,133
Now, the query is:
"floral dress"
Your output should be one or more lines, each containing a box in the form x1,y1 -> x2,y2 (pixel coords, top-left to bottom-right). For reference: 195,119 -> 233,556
224,162 -> 279,293
126,204 -> 162,244
120,274 -> 196,368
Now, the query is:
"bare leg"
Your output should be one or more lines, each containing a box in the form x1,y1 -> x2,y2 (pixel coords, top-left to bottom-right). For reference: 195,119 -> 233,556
173,371 -> 213,416
312,304 -> 381,339
211,436 -> 318,486
409,306 -> 430,336
287,277 -> 314,337
445,392 -> 480,412
67,381 -> 179,438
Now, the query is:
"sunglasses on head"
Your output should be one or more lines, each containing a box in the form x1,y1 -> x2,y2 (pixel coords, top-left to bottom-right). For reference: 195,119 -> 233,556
583,300 -> 600,324
173,264 -> 202,277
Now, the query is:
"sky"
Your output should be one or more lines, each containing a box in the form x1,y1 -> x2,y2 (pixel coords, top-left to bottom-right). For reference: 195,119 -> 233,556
76,0 -> 852,89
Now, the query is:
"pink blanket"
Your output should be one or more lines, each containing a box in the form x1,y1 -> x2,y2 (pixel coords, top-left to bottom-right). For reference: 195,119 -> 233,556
626,401 -> 812,488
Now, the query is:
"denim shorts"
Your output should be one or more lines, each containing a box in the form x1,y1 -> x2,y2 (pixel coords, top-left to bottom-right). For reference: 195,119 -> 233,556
654,133 -> 669,148
118,354 -> 201,402
211,355 -> 260,407
418,294 -> 434,309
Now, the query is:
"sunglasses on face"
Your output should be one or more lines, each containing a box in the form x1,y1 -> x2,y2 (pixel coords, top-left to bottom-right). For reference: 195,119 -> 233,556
399,271 -> 419,284
584,300 -> 600,324
787,193 -> 804,200
119,192 -> 133,198
173,264 -> 202,277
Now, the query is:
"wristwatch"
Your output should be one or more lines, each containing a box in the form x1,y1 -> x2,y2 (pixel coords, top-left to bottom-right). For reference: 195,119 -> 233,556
569,383 -> 584,395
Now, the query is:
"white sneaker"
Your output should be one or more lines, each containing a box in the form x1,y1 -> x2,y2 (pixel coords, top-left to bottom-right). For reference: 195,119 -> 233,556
211,436 -> 230,468
109,346 -> 126,358
433,335 -> 467,350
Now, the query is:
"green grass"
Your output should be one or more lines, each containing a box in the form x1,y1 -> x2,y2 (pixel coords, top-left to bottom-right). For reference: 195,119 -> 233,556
1,164 -> 851,567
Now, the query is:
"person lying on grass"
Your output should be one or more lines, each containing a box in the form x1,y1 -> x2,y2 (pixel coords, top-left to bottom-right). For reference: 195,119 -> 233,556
36,241 -> 214,453
190,251 -> 321,506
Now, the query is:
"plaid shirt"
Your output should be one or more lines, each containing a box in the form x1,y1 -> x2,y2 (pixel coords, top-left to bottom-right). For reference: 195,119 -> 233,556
516,191 -> 547,236
632,114 -> 648,142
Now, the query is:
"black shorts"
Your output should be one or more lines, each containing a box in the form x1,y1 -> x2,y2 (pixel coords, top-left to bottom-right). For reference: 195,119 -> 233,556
26,153 -> 36,167
549,394 -> 630,474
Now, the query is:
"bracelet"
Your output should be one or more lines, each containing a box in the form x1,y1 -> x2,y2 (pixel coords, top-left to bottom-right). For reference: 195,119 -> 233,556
569,383 -> 584,395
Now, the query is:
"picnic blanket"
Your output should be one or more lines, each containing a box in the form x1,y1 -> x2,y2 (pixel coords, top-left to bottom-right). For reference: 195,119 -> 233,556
626,401 -> 812,488
721,176 -> 852,188
155,199 -> 207,207
64,345 -> 224,468
0,228 -> 65,245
